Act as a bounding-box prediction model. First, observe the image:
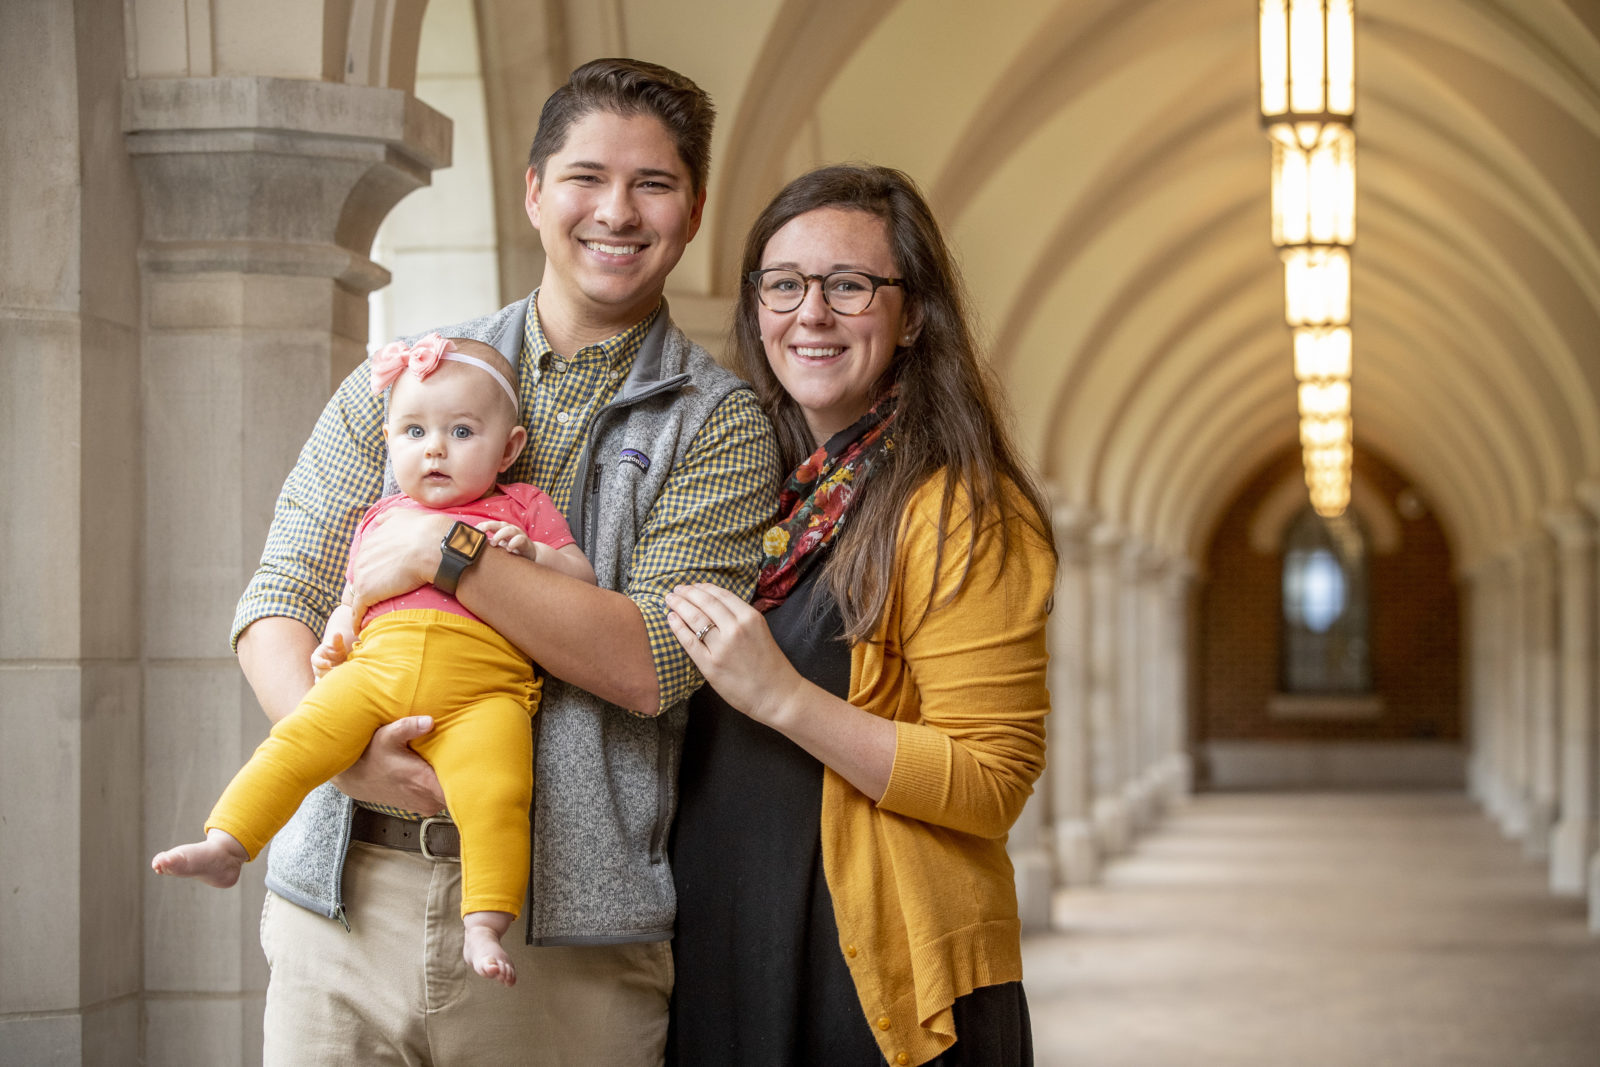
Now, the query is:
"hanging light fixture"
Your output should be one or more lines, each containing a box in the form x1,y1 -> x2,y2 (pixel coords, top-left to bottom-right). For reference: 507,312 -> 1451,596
1259,0 -> 1354,148
1304,441 -> 1353,475
1300,412 -> 1352,449
1271,131 -> 1356,249
1308,479 -> 1351,518
1265,0 -> 1356,321
1292,326 -> 1352,379
1306,458 -> 1351,510
1285,253 -> 1351,329
1297,378 -> 1351,421
1298,373 -> 1354,516
1263,0 -> 1356,517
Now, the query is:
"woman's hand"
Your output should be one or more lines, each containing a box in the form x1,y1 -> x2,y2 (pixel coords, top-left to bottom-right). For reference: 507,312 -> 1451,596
347,510 -> 454,629
665,582 -> 803,728
667,581 -> 897,802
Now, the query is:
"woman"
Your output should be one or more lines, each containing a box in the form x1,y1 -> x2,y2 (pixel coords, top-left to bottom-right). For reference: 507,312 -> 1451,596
665,164 -> 1057,1066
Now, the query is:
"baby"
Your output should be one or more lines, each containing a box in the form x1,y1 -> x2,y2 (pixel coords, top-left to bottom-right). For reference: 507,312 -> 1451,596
153,334 -> 593,987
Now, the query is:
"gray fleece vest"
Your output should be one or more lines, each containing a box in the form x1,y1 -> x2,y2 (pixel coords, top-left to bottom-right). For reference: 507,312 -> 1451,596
264,296 -> 758,944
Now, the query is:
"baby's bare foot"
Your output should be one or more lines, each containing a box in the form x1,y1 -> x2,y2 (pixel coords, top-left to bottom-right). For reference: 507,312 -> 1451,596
151,830 -> 248,889
463,912 -> 517,987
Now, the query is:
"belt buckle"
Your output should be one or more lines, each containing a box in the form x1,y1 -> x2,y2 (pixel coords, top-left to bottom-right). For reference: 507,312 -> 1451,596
419,816 -> 459,863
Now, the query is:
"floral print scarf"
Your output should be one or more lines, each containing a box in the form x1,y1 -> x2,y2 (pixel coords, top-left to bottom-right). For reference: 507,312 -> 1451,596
753,385 -> 899,612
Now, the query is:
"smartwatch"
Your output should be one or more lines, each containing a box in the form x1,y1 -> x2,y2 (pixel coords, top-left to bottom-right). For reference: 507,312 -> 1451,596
434,521 -> 488,596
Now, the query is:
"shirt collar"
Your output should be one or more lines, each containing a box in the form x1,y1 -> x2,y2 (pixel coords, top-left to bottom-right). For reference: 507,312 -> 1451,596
524,288 -> 663,373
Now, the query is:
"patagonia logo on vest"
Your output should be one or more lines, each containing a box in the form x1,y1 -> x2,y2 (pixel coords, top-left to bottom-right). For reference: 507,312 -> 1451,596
618,448 -> 651,473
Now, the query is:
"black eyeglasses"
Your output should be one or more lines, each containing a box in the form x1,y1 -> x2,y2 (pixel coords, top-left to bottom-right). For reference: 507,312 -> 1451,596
747,269 -> 904,315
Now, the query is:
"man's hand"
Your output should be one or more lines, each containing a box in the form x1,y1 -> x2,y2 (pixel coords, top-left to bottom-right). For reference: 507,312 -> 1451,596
330,716 -> 446,814
348,510 -> 454,630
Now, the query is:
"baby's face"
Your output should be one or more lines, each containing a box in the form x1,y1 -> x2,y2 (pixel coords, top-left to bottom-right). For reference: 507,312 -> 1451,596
384,363 -> 522,508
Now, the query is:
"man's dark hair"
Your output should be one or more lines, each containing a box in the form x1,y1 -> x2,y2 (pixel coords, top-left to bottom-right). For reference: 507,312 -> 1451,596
527,58 -> 715,193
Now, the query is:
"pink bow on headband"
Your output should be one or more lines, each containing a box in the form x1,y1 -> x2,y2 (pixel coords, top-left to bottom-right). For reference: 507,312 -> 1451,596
370,332 -> 453,395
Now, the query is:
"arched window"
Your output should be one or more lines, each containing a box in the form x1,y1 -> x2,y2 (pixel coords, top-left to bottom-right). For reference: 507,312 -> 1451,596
1281,507 -> 1371,692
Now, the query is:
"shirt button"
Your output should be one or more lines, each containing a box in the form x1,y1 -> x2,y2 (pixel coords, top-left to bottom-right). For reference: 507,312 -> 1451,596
895,1054 -> 910,1065
556,411 -> 572,425
877,1016 -> 892,1031
845,944 -> 858,958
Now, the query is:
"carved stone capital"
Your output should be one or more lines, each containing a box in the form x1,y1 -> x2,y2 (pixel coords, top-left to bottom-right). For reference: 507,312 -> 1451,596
124,76 -> 451,292
1575,480 -> 1600,523
1543,503 -> 1595,551
1052,502 -> 1098,542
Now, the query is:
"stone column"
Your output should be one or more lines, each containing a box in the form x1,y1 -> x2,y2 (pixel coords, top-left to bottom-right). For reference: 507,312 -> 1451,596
1,2 -> 144,1059
1495,548 -> 1530,838
1475,559 -> 1514,818
1522,532 -> 1560,858
1008,778 -> 1054,933
1008,541 -> 1057,931
1160,561 -> 1198,804
1545,505 -> 1596,895
125,76 -> 448,1065
1136,548 -> 1169,822
1464,565 -> 1492,805
1576,483 -> 1600,932
1047,506 -> 1099,886
1118,541 -> 1150,831
1089,525 -> 1131,854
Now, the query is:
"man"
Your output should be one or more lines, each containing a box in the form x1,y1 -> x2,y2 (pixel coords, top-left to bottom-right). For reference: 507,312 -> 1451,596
232,58 -> 779,1065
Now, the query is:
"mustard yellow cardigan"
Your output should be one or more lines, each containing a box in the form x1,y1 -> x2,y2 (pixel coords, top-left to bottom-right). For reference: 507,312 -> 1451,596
823,477 -> 1054,1066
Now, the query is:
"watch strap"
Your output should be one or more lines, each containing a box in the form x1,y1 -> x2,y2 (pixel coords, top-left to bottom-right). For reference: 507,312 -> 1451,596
434,521 -> 486,597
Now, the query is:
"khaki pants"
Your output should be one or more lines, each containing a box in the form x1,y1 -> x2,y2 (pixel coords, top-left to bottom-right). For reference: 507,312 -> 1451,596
261,842 -> 672,1066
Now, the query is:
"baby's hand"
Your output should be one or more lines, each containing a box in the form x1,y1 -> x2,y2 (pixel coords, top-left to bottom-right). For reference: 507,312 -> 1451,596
477,520 -> 534,559
311,632 -> 349,680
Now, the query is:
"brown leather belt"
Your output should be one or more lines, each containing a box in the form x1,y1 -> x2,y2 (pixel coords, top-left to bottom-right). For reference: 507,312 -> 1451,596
350,807 -> 460,862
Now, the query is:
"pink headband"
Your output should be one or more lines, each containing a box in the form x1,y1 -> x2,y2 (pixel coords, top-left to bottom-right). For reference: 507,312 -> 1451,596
369,333 -> 519,408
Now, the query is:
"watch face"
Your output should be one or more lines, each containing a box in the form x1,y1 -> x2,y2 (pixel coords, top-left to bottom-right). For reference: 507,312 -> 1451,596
445,522 -> 487,558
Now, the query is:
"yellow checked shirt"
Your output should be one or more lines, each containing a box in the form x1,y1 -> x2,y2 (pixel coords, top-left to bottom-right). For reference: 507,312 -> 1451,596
233,295 -> 779,716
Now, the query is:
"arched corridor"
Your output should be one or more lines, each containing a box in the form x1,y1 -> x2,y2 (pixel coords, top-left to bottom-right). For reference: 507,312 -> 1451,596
1023,791 -> 1600,1066
3,0 -> 1598,1062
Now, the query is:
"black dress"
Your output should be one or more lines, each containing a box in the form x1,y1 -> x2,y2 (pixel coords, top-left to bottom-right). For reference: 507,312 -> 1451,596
667,565 -> 1033,1067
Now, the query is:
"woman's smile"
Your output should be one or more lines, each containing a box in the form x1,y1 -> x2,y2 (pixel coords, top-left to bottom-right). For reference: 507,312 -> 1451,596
757,206 -> 918,445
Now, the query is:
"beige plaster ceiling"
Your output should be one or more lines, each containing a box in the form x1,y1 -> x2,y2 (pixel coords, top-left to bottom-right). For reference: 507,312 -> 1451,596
702,1 -> 1595,572
305,0 -> 1600,571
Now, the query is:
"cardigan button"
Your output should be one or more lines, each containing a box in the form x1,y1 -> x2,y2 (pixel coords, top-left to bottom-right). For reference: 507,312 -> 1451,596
876,1016 -> 892,1031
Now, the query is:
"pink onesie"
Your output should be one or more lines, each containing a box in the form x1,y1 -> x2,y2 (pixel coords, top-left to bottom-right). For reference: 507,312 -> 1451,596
350,483 -> 575,626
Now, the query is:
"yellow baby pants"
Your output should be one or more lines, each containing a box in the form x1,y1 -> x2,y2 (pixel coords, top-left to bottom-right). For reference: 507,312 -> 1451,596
207,609 -> 540,917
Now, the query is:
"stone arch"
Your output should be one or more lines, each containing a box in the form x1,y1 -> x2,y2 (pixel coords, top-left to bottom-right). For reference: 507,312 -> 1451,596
369,0 -> 500,346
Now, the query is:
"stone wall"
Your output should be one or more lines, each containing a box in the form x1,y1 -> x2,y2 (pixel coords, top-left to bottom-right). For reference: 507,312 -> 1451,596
1198,446 -> 1464,786
0,0 -> 145,1060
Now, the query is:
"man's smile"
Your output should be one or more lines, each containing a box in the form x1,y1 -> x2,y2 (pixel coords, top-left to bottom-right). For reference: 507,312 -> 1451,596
582,238 -> 645,256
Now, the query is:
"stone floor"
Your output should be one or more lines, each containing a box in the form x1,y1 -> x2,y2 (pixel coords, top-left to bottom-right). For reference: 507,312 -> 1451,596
1021,792 -> 1600,1067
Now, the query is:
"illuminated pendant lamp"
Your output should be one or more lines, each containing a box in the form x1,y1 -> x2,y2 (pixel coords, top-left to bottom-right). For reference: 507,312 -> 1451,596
1261,0 -> 1356,517
1260,0 -> 1354,149
1263,0 -> 1356,326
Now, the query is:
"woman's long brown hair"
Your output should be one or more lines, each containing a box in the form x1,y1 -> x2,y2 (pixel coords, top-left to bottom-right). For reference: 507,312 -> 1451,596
733,164 -> 1057,642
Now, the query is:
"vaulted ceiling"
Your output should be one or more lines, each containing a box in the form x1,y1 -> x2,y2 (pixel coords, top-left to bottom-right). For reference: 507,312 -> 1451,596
471,0 -> 1600,570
